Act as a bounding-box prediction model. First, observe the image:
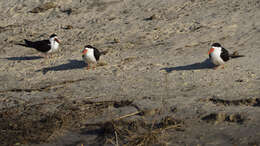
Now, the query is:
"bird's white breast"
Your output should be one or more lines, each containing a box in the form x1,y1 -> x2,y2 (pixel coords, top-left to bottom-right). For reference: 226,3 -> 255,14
48,38 -> 59,53
210,47 -> 224,65
83,49 -> 97,64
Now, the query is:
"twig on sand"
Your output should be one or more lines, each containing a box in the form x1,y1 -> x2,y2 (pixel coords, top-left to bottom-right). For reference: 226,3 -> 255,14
115,131 -> 119,146
84,96 -> 98,99
114,111 -> 142,121
159,124 -> 182,131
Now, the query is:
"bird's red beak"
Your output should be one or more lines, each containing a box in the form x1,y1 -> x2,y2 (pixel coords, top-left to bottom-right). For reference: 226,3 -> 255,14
82,49 -> 87,54
208,48 -> 214,54
54,38 -> 60,44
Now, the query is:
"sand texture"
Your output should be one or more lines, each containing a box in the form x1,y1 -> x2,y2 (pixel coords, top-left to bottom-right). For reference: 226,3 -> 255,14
0,0 -> 260,145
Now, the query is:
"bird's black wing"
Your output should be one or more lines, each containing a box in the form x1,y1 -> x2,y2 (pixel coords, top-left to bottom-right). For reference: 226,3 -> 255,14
23,39 -> 51,53
220,47 -> 230,62
93,47 -> 101,61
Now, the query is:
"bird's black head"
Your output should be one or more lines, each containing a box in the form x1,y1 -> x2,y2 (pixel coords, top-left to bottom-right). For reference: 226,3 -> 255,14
211,43 -> 221,47
85,45 -> 94,49
50,34 -> 57,38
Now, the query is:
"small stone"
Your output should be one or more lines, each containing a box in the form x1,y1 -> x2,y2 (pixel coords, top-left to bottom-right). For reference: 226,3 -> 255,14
113,38 -> 120,43
63,25 -> 73,30
61,8 -> 72,15
235,79 -> 243,82
189,22 -> 201,32
144,14 -> 158,21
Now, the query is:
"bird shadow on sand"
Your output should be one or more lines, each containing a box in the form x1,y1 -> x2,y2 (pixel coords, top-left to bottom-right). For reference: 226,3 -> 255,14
2,56 -> 43,61
161,59 -> 215,73
36,59 -> 86,74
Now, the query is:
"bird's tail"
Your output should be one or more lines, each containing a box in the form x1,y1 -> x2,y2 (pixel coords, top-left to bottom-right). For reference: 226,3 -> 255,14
100,50 -> 108,55
24,39 -> 34,46
16,39 -> 33,47
229,51 -> 245,58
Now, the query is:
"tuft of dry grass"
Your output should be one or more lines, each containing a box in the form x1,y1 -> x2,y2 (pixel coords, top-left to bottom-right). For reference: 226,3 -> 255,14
121,56 -> 137,65
97,61 -> 108,66
85,115 -> 183,146
30,2 -> 57,13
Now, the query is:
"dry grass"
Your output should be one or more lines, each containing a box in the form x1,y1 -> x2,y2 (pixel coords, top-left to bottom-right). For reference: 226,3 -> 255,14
30,2 -> 57,13
97,61 -> 108,66
121,56 -> 137,65
95,115 -> 183,146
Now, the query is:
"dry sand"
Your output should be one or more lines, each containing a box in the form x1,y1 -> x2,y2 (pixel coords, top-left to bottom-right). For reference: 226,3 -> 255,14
0,0 -> 260,145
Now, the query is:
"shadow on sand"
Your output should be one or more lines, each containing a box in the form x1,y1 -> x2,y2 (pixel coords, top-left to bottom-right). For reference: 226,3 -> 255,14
161,59 -> 215,73
3,56 -> 43,61
37,59 -> 86,74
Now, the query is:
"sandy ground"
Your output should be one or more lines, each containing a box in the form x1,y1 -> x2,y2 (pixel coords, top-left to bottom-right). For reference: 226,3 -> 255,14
0,0 -> 260,145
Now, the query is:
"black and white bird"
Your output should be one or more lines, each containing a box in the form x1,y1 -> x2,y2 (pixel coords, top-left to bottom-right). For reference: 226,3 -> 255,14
81,45 -> 107,70
208,43 -> 244,69
19,34 -> 60,57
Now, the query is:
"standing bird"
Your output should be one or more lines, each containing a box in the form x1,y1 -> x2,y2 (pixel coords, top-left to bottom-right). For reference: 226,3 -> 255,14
18,34 -> 61,58
81,45 -> 107,70
208,43 -> 244,69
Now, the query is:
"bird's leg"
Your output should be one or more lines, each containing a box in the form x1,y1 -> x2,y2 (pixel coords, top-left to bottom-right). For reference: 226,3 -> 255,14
86,64 -> 90,70
92,65 -> 96,70
41,54 -> 48,64
43,53 -> 50,59
39,53 -> 46,58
